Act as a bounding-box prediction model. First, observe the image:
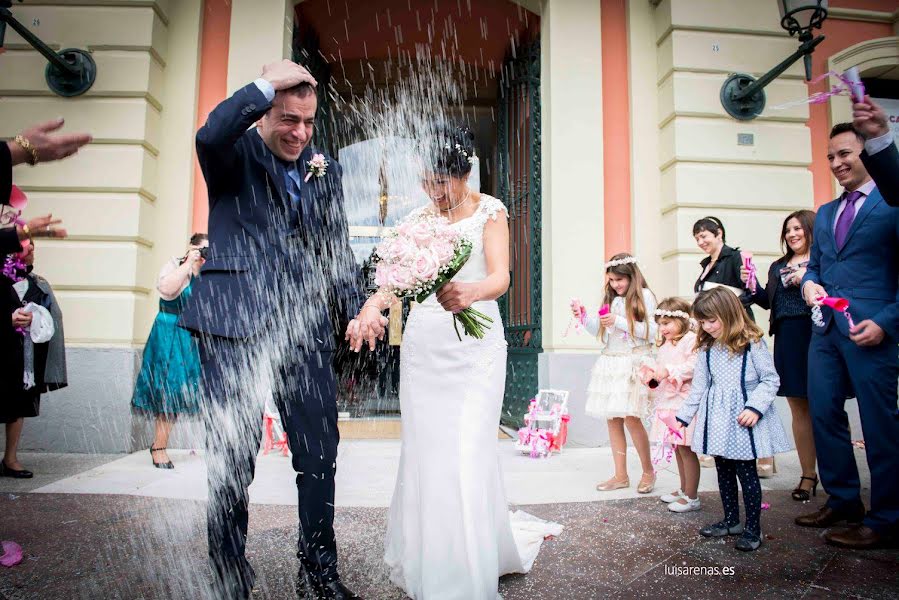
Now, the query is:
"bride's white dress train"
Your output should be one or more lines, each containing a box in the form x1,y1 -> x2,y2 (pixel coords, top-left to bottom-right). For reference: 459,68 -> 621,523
383,196 -> 561,600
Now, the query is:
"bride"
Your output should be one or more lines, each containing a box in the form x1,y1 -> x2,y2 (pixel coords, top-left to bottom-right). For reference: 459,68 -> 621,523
347,125 -> 559,600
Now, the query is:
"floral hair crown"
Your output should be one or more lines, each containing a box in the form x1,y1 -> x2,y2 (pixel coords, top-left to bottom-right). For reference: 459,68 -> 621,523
443,142 -> 476,165
654,309 -> 691,320
604,256 -> 638,269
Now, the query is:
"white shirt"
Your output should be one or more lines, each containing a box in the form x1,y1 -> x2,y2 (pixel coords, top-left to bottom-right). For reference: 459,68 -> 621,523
865,131 -> 893,156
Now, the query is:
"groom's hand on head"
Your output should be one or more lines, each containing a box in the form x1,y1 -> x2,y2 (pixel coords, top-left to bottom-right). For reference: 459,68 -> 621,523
261,60 -> 317,91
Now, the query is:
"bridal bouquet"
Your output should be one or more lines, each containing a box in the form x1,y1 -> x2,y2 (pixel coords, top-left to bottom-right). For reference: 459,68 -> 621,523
373,213 -> 493,340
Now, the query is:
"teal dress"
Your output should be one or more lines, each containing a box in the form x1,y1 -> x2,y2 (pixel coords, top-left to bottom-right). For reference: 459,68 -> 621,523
131,279 -> 201,415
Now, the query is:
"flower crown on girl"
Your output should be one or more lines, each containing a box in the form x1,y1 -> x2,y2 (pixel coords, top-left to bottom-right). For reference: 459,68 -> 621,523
654,308 -> 698,331
604,255 -> 638,269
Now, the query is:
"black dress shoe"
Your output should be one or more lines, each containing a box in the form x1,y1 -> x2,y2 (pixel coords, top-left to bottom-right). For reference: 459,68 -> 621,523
0,461 -> 33,479
304,579 -> 362,600
795,504 -> 865,528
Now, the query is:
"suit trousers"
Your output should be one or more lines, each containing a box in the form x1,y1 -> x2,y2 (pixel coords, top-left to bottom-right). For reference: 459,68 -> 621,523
198,333 -> 340,598
807,326 -> 899,532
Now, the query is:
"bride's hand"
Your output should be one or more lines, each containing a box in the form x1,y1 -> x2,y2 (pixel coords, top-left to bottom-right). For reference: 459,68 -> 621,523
348,307 -> 388,352
436,282 -> 480,314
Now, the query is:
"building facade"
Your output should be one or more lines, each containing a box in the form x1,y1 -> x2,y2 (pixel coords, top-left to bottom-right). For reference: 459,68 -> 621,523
1,0 -> 896,451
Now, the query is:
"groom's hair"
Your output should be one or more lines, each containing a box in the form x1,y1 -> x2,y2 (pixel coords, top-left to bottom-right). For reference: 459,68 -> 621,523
282,82 -> 316,99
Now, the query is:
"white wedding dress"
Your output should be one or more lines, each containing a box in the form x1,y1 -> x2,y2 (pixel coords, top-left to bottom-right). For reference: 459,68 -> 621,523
383,195 -> 561,600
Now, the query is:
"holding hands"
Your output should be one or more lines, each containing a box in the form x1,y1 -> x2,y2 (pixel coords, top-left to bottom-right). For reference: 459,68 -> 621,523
261,60 -> 318,91
345,305 -> 389,353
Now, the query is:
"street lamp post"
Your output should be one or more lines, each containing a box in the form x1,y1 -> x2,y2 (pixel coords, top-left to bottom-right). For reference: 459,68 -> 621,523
720,0 -> 829,121
0,0 -> 97,97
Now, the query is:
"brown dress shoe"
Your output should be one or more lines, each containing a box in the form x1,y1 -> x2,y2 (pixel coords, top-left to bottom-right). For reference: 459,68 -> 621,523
824,525 -> 884,549
795,504 -> 865,528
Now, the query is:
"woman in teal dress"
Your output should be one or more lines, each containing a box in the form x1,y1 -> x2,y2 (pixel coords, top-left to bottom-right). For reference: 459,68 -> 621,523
132,233 -> 207,468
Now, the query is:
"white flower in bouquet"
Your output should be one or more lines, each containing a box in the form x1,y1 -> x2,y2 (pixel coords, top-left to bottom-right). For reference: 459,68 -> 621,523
373,213 -> 493,340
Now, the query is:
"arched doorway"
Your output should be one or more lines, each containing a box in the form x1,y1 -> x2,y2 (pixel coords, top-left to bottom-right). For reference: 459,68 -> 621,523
291,0 -> 542,429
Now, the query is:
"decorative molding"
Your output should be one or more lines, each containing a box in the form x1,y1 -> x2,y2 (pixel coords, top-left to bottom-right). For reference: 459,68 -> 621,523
660,202 -> 811,216
656,24 -> 790,47
657,67 -> 806,87
661,248 -> 783,260
657,111 -> 807,129
53,284 -> 152,294
827,8 -> 895,25
659,156 -> 811,172
19,0 -> 170,26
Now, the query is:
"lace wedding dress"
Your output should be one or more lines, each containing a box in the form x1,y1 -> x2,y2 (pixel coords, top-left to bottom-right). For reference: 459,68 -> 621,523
383,195 -> 561,600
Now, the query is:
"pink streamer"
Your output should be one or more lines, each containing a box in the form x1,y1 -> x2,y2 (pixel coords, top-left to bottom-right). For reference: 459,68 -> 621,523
770,68 -> 866,110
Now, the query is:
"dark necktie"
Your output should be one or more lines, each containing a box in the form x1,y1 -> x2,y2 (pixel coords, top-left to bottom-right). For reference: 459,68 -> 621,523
834,190 -> 863,250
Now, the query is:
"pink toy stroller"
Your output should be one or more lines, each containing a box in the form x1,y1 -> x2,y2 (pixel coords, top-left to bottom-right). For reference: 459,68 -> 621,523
516,389 -> 571,458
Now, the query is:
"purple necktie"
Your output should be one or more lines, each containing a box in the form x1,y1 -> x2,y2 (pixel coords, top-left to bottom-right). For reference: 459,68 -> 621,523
834,190 -> 863,250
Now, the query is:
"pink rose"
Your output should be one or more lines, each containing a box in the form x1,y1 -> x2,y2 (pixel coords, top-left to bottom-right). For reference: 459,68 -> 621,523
396,221 -> 413,237
408,221 -> 433,248
388,265 -> 414,290
380,237 -> 415,263
431,239 -> 455,265
411,251 -> 439,282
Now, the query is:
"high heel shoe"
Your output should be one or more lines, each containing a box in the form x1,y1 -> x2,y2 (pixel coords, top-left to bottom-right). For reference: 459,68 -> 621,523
150,447 -> 174,470
756,457 -> 777,478
596,476 -> 629,491
791,475 -> 818,501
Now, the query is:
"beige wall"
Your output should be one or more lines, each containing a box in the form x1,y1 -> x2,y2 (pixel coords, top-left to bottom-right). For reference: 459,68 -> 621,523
540,0 -> 605,353
227,0 -> 297,95
646,0 -> 814,304
0,0 -> 201,346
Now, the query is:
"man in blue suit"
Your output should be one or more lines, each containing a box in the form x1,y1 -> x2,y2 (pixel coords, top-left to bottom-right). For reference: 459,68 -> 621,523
853,95 -> 899,207
180,60 -> 384,599
797,122 -> 899,548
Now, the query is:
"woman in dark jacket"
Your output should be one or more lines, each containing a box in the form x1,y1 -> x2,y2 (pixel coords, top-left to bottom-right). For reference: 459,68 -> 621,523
692,217 -> 755,322
745,210 -> 818,500
1,240 -> 66,479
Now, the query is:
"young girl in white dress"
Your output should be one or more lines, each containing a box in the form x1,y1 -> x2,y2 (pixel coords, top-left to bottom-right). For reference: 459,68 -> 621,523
573,254 -> 658,494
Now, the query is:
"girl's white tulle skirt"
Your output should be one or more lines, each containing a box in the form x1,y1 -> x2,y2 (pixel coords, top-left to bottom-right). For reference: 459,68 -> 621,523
585,351 -> 652,419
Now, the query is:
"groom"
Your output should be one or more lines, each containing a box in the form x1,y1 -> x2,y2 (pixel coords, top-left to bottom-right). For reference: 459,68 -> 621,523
180,60 -> 384,599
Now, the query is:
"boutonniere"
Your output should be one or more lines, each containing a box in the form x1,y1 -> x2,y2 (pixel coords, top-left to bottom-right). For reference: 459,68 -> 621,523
304,153 -> 328,182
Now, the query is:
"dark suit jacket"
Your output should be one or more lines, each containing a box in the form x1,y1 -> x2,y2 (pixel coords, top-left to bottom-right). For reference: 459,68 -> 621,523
861,141 -> 899,208
694,244 -> 755,320
803,186 -> 899,341
179,82 -> 362,348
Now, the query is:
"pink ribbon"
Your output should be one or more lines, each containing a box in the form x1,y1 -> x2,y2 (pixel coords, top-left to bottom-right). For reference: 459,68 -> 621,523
651,410 -> 684,468
770,68 -> 866,110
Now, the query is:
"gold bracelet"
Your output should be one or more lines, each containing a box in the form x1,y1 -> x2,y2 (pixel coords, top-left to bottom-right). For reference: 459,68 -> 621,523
14,135 -> 39,165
